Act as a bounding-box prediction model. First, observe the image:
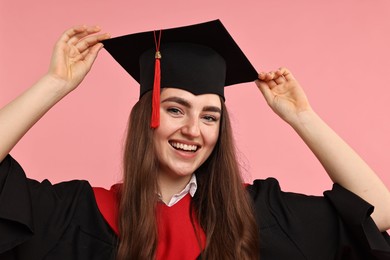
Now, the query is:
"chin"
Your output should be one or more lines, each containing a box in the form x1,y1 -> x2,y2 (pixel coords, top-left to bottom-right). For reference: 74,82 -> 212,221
171,169 -> 195,178
165,165 -> 197,178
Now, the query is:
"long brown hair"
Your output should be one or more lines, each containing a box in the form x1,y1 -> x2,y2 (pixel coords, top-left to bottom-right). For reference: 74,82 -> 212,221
117,91 -> 259,259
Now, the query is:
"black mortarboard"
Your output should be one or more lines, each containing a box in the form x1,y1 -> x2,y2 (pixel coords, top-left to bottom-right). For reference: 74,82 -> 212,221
103,19 -> 258,128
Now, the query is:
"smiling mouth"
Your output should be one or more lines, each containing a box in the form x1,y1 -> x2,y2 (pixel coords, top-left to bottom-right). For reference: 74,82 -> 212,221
170,142 -> 199,152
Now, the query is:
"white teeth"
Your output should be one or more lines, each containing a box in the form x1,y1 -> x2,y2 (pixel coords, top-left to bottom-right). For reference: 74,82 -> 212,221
171,142 -> 197,152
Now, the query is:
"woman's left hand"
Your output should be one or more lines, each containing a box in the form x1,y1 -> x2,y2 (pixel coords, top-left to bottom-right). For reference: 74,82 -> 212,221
256,68 -> 312,125
257,68 -> 390,232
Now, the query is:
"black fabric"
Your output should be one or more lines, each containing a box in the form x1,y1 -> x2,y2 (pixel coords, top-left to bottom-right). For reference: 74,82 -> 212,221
102,19 -> 258,98
139,43 -> 227,98
247,179 -> 390,259
1,155 -> 389,259
0,155 -> 117,260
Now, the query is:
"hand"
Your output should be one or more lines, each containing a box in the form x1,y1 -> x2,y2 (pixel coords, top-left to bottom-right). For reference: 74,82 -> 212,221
47,25 -> 110,93
256,68 -> 312,125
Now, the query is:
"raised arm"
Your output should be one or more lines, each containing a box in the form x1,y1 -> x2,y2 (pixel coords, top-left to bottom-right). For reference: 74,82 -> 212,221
256,68 -> 390,231
0,26 -> 110,162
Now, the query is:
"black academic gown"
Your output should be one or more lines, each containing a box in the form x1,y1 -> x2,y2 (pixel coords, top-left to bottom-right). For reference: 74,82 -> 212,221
1,154 -> 389,259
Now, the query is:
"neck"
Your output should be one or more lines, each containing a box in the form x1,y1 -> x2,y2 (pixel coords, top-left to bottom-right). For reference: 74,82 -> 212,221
157,171 -> 193,204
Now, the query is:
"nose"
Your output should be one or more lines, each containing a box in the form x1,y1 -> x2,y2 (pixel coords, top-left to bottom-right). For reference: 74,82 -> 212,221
181,116 -> 201,137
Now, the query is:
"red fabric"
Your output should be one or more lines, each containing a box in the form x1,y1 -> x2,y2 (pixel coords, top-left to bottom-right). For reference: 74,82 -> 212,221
151,30 -> 162,128
156,194 -> 206,259
151,57 -> 161,128
92,185 -> 120,235
93,185 -> 206,259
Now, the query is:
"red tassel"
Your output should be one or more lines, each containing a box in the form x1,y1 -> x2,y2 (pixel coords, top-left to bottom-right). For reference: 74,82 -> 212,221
151,30 -> 162,128
151,53 -> 161,128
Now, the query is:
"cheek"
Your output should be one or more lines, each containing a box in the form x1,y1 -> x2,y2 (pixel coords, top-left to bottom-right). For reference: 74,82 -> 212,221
204,126 -> 220,148
152,118 -> 180,150
153,116 -> 172,140
155,112 -> 179,136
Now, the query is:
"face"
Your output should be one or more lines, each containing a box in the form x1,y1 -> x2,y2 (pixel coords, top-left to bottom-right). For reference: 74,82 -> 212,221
153,88 -> 221,180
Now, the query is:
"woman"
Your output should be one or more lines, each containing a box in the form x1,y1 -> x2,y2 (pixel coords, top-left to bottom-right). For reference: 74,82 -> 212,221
0,20 -> 389,259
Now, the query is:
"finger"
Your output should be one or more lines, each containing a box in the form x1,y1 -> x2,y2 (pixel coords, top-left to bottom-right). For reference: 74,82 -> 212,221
268,80 -> 278,88
68,31 -> 90,45
77,40 -> 101,61
59,25 -> 88,43
278,67 -> 295,82
255,80 -> 274,104
264,71 -> 275,80
274,75 -> 286,84
60,25 -> 101,46
259,71 -> 279,80
78,47 -> 91,61
258,71 -> 273,80
82,43 -> 104,67
75,33 -> 110,54
258,72 -> 278,88
258,72 -> 266,80
68,26 -> 102,45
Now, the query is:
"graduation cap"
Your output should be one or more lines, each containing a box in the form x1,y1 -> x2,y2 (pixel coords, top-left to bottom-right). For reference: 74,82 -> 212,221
103,19 -> 258,128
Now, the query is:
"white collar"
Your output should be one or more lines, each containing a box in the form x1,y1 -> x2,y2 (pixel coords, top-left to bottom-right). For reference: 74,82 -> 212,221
161,174 -> 197,207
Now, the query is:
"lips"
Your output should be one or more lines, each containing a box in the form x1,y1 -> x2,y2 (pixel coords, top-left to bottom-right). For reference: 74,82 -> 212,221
169,141 -> 199,152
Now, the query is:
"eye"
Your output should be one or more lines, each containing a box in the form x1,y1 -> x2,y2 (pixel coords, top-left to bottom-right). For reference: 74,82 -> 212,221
202,115 -> 218,122
166,107 -> 183,116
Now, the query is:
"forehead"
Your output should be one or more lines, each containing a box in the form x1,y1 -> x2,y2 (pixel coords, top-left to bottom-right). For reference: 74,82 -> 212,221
161,88 -> 221,108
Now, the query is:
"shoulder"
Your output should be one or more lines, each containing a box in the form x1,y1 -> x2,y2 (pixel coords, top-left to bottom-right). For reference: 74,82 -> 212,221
245,178 -> 334,226
245,177 -> 282,200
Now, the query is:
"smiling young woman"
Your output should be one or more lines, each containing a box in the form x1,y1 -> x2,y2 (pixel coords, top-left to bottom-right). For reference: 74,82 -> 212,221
155,88 -> 221,187
1,20 -> 390,260
119,90 -> 258,259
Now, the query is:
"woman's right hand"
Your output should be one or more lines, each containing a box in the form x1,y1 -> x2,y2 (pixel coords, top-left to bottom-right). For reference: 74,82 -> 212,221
47,25 -> 110,93
0,26 -> 110,162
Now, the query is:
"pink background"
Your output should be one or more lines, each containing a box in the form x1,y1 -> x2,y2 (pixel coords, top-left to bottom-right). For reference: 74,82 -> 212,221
1,0 -> 389,196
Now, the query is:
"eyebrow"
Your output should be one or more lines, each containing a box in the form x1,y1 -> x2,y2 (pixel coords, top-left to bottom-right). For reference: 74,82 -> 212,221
161,96 -> 221,114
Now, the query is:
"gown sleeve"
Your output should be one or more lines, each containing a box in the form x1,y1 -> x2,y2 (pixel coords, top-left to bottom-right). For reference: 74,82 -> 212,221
246,178 -> 390,260
0,155 -> 117,260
